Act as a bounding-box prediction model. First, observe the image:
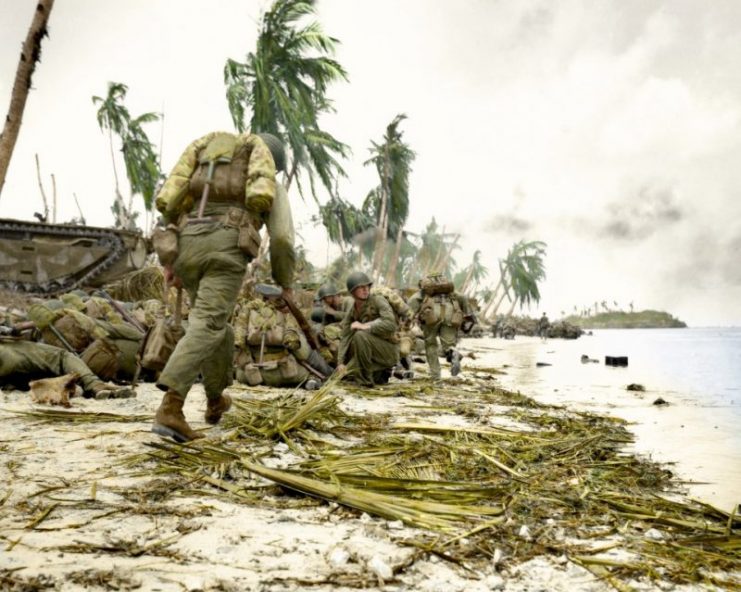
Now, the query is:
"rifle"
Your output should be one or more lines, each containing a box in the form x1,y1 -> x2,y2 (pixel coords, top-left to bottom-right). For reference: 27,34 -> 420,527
95,290 -> 146,334
10,320 -> 78,354
282,292 -> 320,351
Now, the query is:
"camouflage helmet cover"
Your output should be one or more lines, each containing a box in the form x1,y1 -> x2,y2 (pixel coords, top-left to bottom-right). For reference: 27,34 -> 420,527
346,271 -> 372,294
317,283 -> 340,300
257,133 -> 287,173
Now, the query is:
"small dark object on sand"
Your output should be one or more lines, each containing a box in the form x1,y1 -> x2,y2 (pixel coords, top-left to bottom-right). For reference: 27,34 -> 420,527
536,362 -> 552,367
606,356 -> 628,367
627,383 -> 646,392
581,355 -> 599,364
653,397 -> 669,406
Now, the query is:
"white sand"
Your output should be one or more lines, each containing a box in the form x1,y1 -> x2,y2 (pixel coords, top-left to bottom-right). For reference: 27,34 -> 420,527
0,358 -> 731,591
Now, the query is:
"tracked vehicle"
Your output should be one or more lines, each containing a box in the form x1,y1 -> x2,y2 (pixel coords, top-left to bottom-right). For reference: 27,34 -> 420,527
0,218 -> 149,295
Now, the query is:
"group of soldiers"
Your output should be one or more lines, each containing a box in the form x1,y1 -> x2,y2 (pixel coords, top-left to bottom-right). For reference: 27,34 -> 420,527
0,129 -> 475,444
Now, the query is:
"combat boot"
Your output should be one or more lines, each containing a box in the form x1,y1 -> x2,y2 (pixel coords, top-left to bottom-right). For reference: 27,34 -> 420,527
152,391 -> 205,442
205,393 -> 232,425
87,380 -> 136,400
447,350 -> 463,377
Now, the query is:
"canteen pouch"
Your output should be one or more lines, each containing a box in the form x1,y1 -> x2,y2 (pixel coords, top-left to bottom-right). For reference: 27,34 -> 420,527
277,354 -> 303,382
241,363 -> 264,386
139,319 -> 184,371
419,298 -> 441,325
238,222 -> 262,259
152,225 -> 179,266
450,307 -> 464,329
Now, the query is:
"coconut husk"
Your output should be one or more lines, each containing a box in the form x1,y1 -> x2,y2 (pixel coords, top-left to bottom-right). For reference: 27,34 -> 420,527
29,372 -> 79,407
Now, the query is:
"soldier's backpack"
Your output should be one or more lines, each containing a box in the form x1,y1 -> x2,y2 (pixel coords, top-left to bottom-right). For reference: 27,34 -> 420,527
246,303 -> 286,347
372,286 -> 411,323
418,293 -> 464,328
420,274 -> 454,296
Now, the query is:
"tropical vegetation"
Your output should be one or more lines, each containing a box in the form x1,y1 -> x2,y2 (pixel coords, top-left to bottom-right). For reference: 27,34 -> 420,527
92,82 -> 160,230
223,0 -> 349,201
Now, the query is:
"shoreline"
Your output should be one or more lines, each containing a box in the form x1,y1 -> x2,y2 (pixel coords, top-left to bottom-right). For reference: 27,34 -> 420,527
464,331 -> 741,512
1,368 -> 739,590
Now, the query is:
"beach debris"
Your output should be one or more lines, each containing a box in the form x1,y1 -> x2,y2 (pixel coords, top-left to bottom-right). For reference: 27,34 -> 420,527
116,378 -> 741,590
368,554 -> 393,582
644,528 -> 664,540
652,397 -> 669,406
606,356 -> 629,366
627,383 -> 646,391
327,546 -> 351,568
29,372 -> 78,407
580,355 -> 599,363
535,362 -> 551,367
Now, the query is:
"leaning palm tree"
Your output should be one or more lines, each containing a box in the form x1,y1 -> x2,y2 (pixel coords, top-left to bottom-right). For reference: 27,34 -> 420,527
504,240 -> 547,316
0,0 -> 55,198
224,0 -> 349,202
488,240 -> 546,317
457,250 -> 489,295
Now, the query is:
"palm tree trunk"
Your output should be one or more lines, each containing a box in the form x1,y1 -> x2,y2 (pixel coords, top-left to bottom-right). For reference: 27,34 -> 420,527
385,224 -> 404,286
0,0 -> 55,198
490,287 -> 510,319
461,266 -> 475,295
505,295 -> 518,317
285,158 -> 299,190
436,234 -> 459,275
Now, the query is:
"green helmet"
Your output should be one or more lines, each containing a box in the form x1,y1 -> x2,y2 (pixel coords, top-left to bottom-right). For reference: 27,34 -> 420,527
317,283 -> 340,300
257,133 -> 286,173
346,271 -> 372,293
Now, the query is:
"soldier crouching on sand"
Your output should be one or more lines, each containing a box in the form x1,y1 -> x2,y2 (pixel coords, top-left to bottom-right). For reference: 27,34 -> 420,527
336,271 -> 399,386
151,131 -> 295,442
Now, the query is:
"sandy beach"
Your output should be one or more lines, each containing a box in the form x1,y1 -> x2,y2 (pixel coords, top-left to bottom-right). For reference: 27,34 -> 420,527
1,341 -> 739,591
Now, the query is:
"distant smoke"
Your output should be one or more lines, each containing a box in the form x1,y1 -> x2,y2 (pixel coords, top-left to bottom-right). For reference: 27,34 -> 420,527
601,183 -> 683,240
484,214 -> 532,234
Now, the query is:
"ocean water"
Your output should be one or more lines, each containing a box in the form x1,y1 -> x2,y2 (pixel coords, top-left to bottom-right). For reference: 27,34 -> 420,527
463,328 -> 741,511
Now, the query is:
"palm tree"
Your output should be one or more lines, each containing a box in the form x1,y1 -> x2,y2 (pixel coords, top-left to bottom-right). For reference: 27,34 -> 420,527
362,114 -> 416,282
457,249 -> 489,295
92,82 -> 160,229
316,194 -> 372,252
0,0 -> 55,199
224,0 -> 349,202
487,240 -> 546,317
406,218 -> 459,285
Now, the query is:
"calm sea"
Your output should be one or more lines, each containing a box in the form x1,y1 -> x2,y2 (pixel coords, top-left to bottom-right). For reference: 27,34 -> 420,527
464,328 -> 741,511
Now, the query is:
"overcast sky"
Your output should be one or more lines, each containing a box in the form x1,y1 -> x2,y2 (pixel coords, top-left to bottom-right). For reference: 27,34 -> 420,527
1,0 -> 740,326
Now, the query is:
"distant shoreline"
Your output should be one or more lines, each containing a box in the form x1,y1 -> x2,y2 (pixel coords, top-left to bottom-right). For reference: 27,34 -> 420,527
562,309 -> 687,329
